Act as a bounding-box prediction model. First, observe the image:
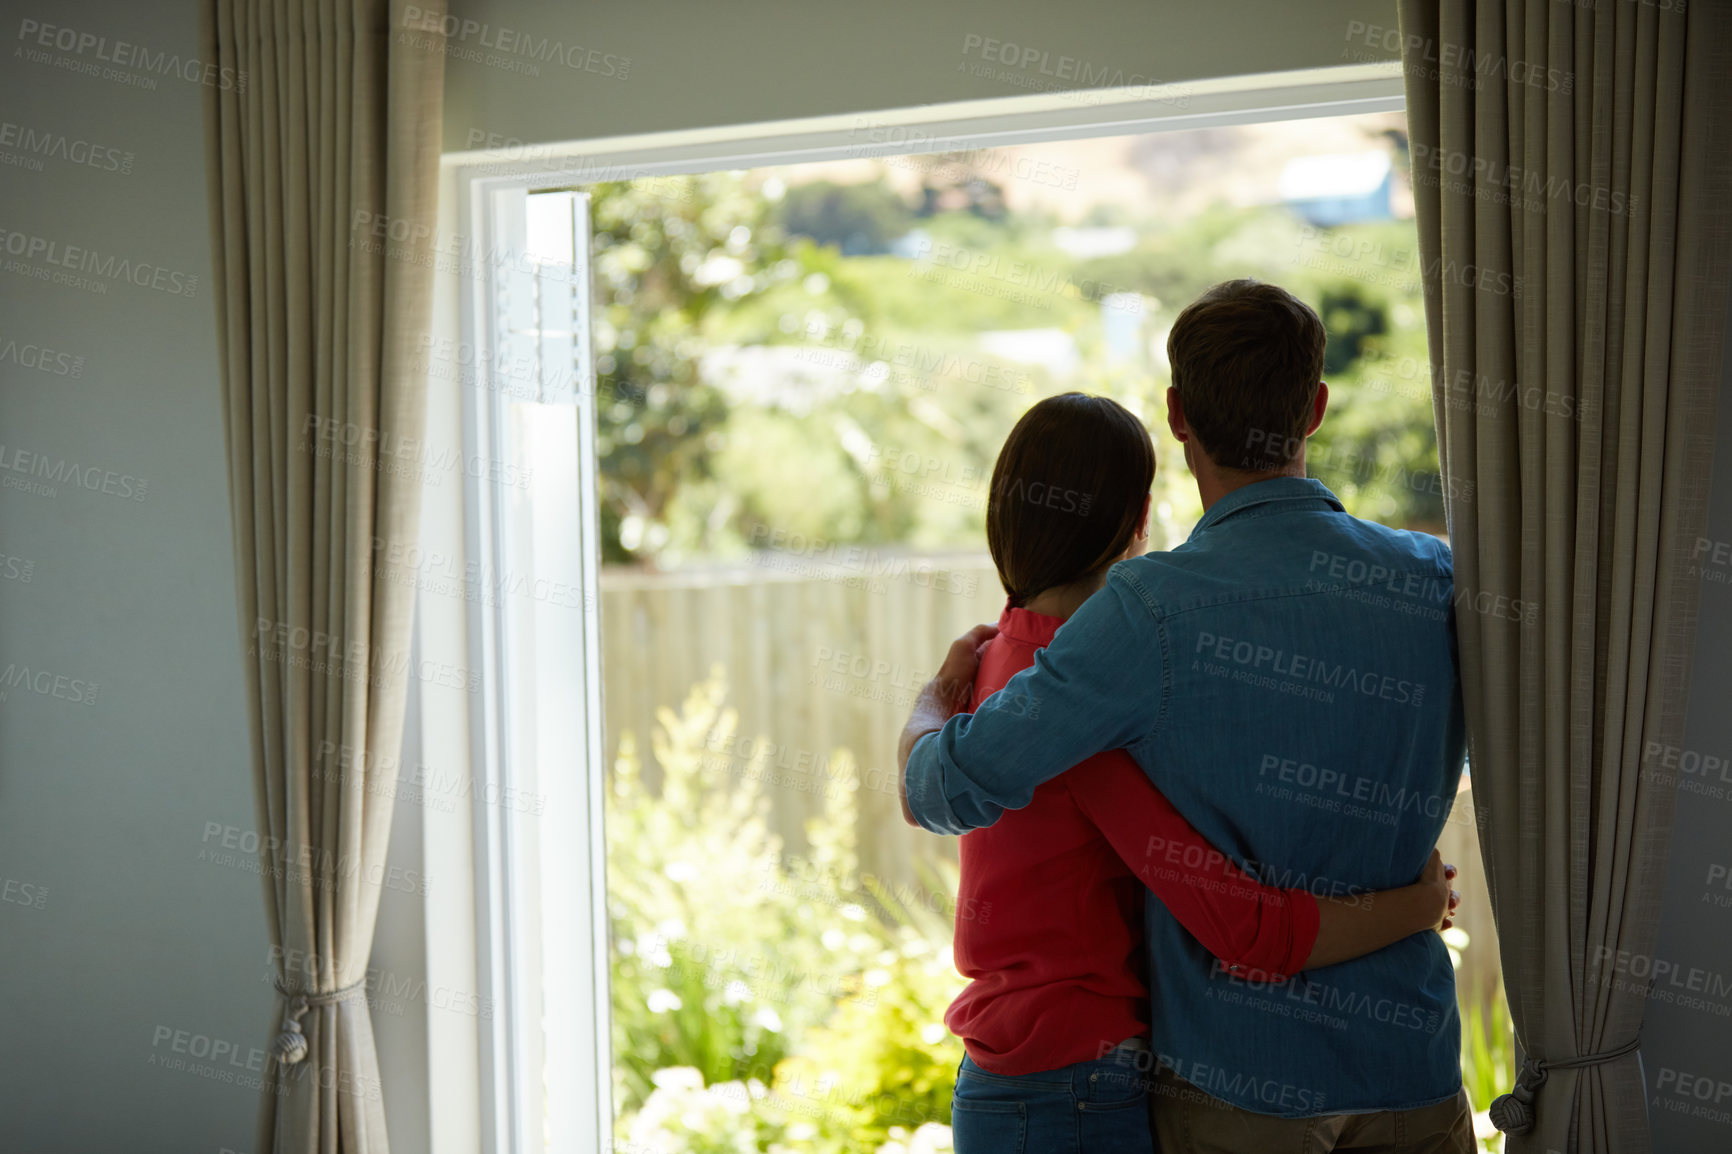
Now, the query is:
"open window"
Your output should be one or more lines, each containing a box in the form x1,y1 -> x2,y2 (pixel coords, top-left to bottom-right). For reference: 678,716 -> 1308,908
446,65 -> 1509,1154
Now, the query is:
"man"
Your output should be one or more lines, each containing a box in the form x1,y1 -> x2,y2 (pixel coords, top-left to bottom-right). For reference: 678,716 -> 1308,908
899,280 -> 1473,1152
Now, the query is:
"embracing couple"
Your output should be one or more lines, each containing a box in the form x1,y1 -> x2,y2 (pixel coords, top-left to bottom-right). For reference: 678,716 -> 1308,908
898,279 -> 1474,1154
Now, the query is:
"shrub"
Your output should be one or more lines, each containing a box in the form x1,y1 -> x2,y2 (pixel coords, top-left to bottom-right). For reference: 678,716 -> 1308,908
621,1067 -> 775,1154
769,922 -> 964,1150
608,670 -> 964,1154
1445,925 -> 1514,1153
607,672 -> 881,1116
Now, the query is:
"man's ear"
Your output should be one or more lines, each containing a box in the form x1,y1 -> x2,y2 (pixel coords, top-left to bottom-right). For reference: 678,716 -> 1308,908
1166,386 -> 1187,442
1305,382 -> 1329,437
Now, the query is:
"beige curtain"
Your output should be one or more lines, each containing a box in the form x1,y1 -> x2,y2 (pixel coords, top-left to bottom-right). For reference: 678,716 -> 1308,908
201,2 -> 445,1151
1398,1 -> 1732,1151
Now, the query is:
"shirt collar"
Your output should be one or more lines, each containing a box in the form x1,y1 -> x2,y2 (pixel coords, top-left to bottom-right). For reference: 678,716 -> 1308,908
996,603 -> 1063,647
1187,476 -> 1346,541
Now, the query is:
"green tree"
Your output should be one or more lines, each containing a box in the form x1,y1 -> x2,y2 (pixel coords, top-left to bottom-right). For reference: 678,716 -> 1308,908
1318,284 -> 1389,376
589,168 -> 1449,567
779,179 -> 914,255
589,175 -> 801,563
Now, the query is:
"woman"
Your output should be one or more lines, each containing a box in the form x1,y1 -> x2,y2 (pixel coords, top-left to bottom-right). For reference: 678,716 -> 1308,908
946,393 -> 1457,1154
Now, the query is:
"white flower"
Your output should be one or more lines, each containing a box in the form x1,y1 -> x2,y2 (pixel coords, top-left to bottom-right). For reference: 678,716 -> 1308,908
693,254 -> 745,287
646,989 -> 683,1013
711,1080 -> 752,1115
910,1122 -> 955,1153
650,1066 -> 705,1093
723,979 -> 752,1005
877,1123 -> 955,1154
754,1007 -> 783,1033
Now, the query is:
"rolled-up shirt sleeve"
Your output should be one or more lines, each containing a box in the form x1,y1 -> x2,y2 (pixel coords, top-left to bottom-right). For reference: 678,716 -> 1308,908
1067,751 -> 1320,979
904,567 -> 1165,835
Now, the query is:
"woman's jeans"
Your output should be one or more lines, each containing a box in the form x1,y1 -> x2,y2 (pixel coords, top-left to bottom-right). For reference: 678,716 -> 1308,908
951,1048 -> 1154,1154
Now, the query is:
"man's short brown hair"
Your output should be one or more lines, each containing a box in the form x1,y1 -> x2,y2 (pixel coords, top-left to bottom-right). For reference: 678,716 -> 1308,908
1166,279 -> 1326,472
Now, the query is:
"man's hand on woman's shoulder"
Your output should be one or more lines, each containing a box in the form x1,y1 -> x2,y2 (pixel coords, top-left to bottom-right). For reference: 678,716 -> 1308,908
935,623 -> 999,710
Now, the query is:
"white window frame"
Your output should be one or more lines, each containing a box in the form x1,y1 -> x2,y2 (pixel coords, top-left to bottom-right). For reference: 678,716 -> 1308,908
447,61 -> 1405,1154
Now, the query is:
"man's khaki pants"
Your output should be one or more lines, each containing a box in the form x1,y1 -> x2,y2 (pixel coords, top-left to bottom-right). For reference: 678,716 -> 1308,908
1149,1065 -> 1475,1154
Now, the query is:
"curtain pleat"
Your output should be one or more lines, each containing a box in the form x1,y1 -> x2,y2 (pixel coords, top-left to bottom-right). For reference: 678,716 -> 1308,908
1397,2 -> 1731,1150
200,3 -> 446,1151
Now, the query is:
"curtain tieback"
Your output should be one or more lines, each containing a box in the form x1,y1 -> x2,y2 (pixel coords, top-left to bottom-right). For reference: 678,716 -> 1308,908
1489,1035 -> 1642,1135
268,978 -> 368,1066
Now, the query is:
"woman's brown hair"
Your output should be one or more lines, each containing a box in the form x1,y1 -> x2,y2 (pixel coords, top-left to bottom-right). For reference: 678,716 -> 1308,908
986,393 -> 1156,608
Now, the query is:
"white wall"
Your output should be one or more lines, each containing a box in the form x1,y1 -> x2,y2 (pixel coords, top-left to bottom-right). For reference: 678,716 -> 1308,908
439,0 -> 1402,150
0,0 -> 264,1146
0,0 -> 429,1149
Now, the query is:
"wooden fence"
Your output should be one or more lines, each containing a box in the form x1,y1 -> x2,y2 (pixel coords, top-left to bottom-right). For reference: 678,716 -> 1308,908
598,554 -> 1502,1001
599,552 -> 1007,891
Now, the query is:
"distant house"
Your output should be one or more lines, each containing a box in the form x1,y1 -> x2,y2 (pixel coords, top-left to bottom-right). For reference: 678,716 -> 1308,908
700,344 -> 871,414
889,228 -> 932,259
976,329 -> 1080,378
1279,151 -> 1394,226
699,329 -> 1081,411
1099,294 -> 1147,365
1050,226 -> 1138,259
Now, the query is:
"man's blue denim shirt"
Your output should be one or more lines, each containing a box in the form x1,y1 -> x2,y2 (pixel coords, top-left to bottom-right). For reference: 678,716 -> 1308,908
907,477 -> 1468,1116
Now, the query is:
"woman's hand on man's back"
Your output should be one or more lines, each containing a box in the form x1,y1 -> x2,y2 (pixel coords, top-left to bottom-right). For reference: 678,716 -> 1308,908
1419,848 -> 1460,932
